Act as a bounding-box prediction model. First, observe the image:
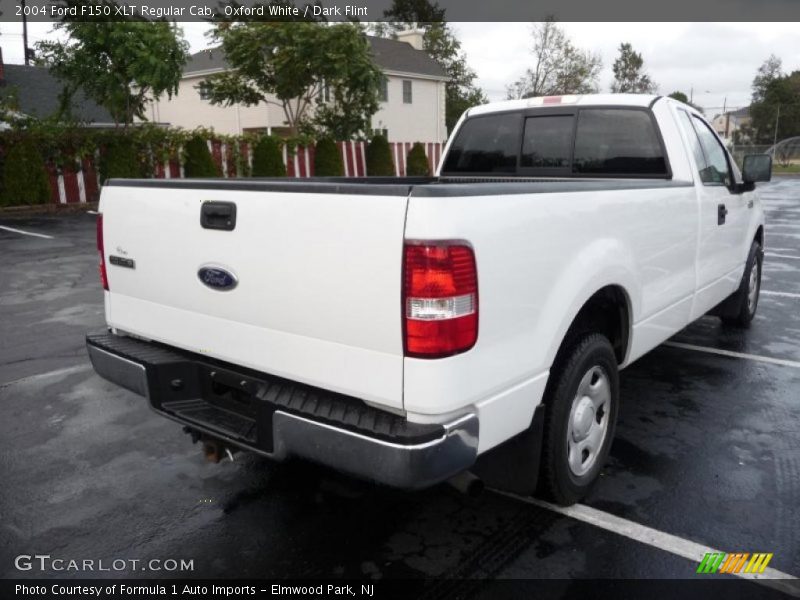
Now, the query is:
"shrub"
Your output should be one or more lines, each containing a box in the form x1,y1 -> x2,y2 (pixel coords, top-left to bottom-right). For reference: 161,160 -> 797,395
406,142 -> 431,176
366,134 -> 394,176
98,136 -> 143,184
183,136 -> 219,177
251,135 -> 286,177
1,138 -> 52,206
314,138 -> 344,177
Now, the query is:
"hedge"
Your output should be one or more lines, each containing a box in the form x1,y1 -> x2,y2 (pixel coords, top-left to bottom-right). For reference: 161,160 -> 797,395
1,138 -> 51,206
251,135 -> 286,177
314,138 -> 344,176
98,136 -> 143,184
366,134 -> 394,176
183,136 -> 219,177
406,143 -> 430,176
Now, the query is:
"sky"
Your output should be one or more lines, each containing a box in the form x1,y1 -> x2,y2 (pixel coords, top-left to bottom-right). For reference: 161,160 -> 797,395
1,21 -> 798,117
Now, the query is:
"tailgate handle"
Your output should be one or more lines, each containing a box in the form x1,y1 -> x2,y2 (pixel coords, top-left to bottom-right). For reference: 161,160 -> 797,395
201,201 -> 236,231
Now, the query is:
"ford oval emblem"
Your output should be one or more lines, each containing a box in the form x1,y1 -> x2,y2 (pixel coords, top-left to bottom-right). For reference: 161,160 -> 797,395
198,266 -> 238,291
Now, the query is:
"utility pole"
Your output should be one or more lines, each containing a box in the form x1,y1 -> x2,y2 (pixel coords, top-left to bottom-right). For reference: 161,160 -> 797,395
21,0 -> 30,66
772,105 -> 781,149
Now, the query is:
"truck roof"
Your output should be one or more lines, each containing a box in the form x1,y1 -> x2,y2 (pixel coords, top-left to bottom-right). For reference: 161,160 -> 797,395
467,94 -> 661,118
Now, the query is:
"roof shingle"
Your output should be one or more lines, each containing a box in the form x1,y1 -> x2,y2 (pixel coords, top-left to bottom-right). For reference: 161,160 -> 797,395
184,35 -> 447,80
1,64 -> 114,124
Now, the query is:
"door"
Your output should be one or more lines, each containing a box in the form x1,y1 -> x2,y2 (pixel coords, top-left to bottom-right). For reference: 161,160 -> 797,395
675,109 -> 743,316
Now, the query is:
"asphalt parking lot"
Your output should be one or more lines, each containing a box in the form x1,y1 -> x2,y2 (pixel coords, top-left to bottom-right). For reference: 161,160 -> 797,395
1,180 -> 798,596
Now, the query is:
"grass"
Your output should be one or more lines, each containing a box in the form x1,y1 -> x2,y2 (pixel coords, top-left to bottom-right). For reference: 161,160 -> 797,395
773,164 -> 800,174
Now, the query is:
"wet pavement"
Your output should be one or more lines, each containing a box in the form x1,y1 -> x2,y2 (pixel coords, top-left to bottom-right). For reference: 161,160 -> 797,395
0,180 -> 798,591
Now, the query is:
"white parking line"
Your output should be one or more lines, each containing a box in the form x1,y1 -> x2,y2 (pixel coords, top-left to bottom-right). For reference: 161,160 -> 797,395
87,210 -> 99,215
761,290 -> 800,299
494,492 -> 800,596
0,364 -> 92,390
767,253 -> 800,260
664,341 -> 800,369
0,225 -> 54,239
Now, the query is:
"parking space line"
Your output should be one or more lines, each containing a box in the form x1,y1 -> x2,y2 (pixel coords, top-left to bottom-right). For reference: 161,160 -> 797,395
762,290 -> 800,299
766,253 -> 800,260
0,364 -> 92,390
664,341 -> 800,369
493,492 -> 800,596
0,225 -> 55,239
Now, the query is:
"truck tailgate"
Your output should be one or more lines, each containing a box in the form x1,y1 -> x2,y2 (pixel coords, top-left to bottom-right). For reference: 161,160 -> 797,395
100,182 -> 409,410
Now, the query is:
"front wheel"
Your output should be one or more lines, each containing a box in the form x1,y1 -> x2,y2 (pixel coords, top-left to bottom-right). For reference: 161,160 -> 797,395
539,334 -> 619,505
721,240 -> 763,328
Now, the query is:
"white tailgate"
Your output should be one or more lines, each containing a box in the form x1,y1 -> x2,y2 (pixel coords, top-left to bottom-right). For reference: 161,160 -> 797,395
100,185 -> 408,410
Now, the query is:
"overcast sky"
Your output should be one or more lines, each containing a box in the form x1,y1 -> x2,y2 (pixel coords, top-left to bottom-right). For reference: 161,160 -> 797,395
2,21 -> 798,116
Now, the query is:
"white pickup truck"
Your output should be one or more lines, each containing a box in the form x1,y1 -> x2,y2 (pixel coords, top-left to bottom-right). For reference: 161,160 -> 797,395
87,94 -> 772,504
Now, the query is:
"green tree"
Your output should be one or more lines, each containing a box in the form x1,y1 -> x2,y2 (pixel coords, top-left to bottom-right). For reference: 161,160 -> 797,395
183,136 -> 219,177
36,7 -> 189,126
406,142 -> 430,176
251,135 -> 286,177
1,138 -> 51,206
377,0 -> 488,132
201,21 -> 383,139
611,43 -> 657,94
750,70 -> 800,144
507,19 -> 601,99
313,138 -> 344,176
366,134 -> 394,176
668,91 -> 704,113
752,55 -> 783,104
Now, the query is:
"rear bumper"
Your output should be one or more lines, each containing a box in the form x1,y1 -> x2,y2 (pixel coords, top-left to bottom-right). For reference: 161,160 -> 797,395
86,333 -> 478,489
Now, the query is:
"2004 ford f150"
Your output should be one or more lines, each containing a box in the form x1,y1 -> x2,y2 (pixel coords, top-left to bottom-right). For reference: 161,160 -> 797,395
87,94 -> 772,505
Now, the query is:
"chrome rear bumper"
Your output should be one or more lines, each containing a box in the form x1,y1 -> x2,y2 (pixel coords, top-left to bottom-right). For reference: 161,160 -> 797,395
87,334 -> 478,489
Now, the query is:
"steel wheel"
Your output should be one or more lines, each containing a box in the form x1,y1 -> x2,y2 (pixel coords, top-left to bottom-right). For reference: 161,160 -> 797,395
566,365 -> 611,477
747,258 -> 760,315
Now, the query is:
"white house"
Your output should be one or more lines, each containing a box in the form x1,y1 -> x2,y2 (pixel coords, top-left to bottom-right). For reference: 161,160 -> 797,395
146,30 -> 448,143
711,106 -> 751,141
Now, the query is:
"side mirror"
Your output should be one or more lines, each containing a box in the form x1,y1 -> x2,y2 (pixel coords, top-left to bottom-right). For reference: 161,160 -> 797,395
742,154 -> 772,184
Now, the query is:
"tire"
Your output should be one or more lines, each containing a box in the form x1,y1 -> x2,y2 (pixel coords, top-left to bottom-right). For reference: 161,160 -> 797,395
539,334 -> 619,506
720,240 -> 763,329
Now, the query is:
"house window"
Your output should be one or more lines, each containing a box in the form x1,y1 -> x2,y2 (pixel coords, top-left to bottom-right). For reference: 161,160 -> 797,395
402,80 -> 412,104
198,85 -> 211,101
380,78 -> 388,102
323,82 -> 330,103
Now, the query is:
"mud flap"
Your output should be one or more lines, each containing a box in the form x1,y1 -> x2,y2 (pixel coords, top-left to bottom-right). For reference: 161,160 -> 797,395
471,404 -> 545,496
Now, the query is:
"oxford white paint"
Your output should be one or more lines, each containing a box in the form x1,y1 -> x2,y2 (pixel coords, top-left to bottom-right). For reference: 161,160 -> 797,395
101,186 -> 408,408
103,95 -> 766,455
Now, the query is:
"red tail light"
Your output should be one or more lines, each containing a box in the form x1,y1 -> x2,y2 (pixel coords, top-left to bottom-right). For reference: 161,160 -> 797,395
97,214 -> 108,291
403,242 -> 478,358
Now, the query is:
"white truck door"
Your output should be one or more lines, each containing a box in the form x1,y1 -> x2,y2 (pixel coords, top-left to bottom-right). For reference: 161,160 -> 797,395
675,109 -> 742,315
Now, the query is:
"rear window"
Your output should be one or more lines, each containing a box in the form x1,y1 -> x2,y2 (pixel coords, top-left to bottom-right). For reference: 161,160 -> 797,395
441,114 -> 519,174
442,107 -> 668,178
521,115 -> 573,168
572,109 -> 666,175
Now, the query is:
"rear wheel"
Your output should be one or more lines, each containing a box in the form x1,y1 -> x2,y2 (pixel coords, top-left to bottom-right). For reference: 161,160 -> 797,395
539,334 -> 619,505
721,240 -> 763,328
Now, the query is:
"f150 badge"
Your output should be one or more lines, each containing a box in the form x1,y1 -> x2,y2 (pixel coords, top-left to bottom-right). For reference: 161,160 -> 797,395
198,266 -> 238,291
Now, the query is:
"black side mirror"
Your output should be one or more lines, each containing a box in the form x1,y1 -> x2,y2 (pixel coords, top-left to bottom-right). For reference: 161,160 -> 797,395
742,154 -> 772,184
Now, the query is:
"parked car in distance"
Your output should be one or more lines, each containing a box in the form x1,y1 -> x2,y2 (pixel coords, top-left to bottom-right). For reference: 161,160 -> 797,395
88,94 -> 771,505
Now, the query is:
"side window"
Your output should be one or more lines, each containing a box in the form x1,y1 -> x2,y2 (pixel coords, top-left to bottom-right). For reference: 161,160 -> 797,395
677,110 -> 707,177
691,116 -> 732,187
402,80 -> 412,104
379,78 -> 388,102
520,115 -> 573,169
572,109 -> 667,175
441,114 -> 519,174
